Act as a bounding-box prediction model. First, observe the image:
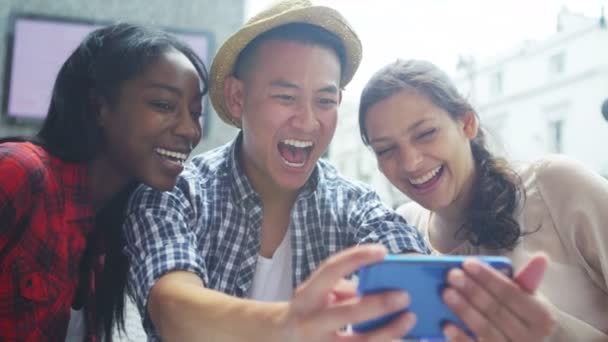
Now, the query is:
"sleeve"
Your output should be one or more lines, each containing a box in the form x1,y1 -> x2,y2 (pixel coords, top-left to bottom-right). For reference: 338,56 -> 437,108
535,156 -> 608,340
348,190 -> 430,255
123,180 -> 207,338
0,144 -> 40,251
536,156 -> 608,295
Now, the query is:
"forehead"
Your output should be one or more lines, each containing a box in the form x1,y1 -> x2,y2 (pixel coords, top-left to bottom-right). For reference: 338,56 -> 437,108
139,48 -> 198,80
246,39 -> 341,84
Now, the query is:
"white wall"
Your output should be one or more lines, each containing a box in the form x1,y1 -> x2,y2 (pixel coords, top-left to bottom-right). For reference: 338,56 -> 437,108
456,12 -> 608,175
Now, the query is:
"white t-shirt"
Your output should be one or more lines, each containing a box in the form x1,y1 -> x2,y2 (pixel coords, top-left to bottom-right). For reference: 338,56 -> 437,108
248,229 -> 293,301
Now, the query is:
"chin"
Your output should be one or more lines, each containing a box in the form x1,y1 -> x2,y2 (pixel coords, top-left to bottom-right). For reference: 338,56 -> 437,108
146,177 -> 178,192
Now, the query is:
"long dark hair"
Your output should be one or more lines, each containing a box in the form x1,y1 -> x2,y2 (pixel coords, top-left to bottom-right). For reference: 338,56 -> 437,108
3,23 -> 208,340
359,59 -> 523,251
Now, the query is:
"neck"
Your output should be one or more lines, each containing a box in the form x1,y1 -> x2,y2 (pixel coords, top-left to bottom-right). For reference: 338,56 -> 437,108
429,161 -> 478,253
89,154 -> 132,212
238,146 -> 300,209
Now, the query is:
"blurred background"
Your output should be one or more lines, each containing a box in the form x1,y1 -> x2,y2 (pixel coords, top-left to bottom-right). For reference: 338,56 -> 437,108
0,0 -> 606,340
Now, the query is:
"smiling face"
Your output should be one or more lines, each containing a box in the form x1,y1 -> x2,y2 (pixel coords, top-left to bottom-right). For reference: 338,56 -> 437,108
364,89 -> 478,211
98,48 -> 204,191
224,39 -> 341,194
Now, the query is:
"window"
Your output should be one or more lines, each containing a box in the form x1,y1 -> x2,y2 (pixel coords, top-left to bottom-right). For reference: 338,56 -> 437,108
484,113 -> 508,151
543,102 -> 568,154
548,119 -> 564,153
489,71 -> 503,96
548,52 -> 565,75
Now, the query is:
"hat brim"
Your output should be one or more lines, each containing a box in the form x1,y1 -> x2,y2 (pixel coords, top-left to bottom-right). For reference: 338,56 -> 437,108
209,5 -> 362,127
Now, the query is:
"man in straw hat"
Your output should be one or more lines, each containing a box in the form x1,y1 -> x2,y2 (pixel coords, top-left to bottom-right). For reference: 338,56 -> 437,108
124,0 -> 429,340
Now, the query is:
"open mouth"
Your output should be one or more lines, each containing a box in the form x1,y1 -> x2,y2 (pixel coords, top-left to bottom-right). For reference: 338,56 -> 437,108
408,165 -> 444,189
277,139 -> 314,168
155,147 -> 188,166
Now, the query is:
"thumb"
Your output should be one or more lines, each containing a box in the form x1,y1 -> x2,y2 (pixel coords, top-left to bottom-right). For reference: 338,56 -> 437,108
514,253 -> 549,293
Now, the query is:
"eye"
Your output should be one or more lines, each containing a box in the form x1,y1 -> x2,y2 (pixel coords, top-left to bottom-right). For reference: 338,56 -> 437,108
416,128 -> 437,140
319,97 -> 337,105
150,100 -> 175,112
272,94 -> 295,103
375,146 -> 395,157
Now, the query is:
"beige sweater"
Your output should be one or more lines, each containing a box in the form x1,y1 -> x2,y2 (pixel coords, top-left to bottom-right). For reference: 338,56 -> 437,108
398,155 -> 608,341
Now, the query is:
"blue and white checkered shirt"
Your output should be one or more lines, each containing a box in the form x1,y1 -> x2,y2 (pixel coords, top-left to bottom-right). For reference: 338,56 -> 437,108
123,135 -> 430,339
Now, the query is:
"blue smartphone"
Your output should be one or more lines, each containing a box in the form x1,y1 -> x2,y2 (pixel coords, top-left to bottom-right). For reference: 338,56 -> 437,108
352,255 -> 513,340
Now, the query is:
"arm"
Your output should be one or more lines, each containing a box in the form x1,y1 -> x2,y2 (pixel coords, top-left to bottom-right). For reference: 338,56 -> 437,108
0,144 -> 37,247
539,156 -> 608,299
442,156 -> 608,341
125,185 -> 414,341
146,246 -> 415,342
148,271 -> 285,341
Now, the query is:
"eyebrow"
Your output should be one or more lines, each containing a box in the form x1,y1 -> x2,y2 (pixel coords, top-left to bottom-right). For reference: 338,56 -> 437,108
270,79 -> 298,89
369,118 -> 431,144
269,79 -> 339,94
144,81 -> 205,99
318,85 -> 339,94
143,82 -> 182,95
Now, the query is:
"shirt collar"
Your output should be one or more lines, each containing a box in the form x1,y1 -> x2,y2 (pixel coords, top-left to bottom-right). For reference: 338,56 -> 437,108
226,133 -> 321,204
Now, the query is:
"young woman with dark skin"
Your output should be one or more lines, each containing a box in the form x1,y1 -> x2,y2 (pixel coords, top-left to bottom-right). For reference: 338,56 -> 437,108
0,23 -> 208,341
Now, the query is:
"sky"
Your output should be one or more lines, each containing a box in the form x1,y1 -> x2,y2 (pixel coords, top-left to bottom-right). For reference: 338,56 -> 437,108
245,0 -> 607,102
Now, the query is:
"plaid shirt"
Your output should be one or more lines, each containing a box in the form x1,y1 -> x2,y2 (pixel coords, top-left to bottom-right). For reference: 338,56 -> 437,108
124,135 -> 430,339
0,142 -> 99,342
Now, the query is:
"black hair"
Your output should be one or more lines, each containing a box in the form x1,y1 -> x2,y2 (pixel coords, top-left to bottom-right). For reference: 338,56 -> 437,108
233,22 -> 346,82
2,23 -> 208,340
359,59 -> 523,251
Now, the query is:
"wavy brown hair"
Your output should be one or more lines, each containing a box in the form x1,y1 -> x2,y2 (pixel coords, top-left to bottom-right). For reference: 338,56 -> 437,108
359,59 -> 523,251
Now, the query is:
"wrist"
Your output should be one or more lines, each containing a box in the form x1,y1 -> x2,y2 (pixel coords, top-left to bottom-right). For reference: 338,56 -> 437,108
261,301 -> 291,342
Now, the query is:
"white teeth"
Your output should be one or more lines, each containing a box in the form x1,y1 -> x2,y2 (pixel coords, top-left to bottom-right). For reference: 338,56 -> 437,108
409,165 -> 442,185
281,139 -> 313,148
155,148 -> 187,163
281,157 -> 305,168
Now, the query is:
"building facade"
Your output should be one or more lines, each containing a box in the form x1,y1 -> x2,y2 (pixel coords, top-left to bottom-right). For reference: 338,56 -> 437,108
455,8 -> 608,176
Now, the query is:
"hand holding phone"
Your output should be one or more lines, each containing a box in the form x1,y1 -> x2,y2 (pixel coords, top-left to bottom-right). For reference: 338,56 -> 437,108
352,255 -> 513,340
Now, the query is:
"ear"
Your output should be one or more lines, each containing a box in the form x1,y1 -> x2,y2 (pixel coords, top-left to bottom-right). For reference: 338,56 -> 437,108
223,76 -> 245,125
462,111 -> 479,139
337,89 -> 343,105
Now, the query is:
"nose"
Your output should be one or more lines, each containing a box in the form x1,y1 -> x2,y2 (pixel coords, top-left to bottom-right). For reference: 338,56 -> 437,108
399,144 -> 423,173
174,108 -> 202,147
291,100 -> 319,133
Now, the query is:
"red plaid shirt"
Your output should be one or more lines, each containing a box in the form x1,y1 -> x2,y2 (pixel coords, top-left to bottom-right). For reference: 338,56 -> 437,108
0,142 -> 100,341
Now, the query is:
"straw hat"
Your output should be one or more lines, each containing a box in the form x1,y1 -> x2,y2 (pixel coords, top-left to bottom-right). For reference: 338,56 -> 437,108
209,0 -> 362,127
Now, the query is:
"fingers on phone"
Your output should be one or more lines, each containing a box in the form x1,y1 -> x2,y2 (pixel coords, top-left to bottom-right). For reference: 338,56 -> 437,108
450,273 -> 533,340
321,290 -> 410,330
296,245 -> 387,312
343,312 -> 416,342
442,288 -> 509,341
442,323 -> 477,342
458,260 -> 552,328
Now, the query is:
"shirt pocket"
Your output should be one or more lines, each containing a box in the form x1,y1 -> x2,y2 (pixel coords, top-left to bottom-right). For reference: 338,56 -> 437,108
0,251 -> 71,340
9,252 -> 69,304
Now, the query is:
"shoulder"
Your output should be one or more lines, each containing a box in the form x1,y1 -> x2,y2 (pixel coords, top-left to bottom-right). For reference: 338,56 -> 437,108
0,143 -> 54,205
315,158 -> 374,195
0,142 -> 51,182
396,201 -> 428,228
521,154 -> 601,194
0,142 -> 48,168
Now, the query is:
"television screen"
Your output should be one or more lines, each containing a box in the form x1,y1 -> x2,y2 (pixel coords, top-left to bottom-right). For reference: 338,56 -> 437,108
4,15 -> 212,121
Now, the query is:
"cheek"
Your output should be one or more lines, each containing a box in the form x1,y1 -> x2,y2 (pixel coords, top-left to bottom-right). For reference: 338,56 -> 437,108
377,158 -> 395,179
